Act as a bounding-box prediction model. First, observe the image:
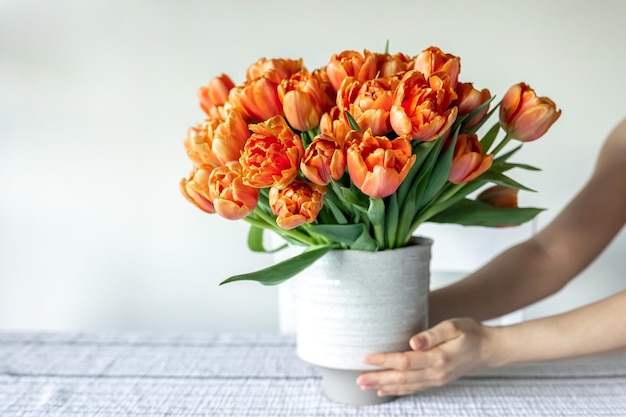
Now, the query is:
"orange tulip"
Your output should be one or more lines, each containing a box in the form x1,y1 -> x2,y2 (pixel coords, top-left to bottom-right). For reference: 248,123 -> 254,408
239,115 -> 304,189
180,166 -> 216,214
448,134 -> 493,184
375,52 -> 413,78
499,83 -> 561,142
269,180 -> 326,230
300,133 -> 347,186
198,74 -> 235,118
390,70 -> 458,141
454,82 -> 492,128
228,69 -> 284,123
413,46 -> 461,88
183,109 -> 250,168
346,129 -> 416,198
319,107 -> 351,145
184,119 -> 221,168
312,67 -> 338,113
208,162 -> 259,220
278,71 -> 326,132
325,50 -> 378,92
246,57 -> 304,81
337,75 -> 400,136
477,185 -> 518,208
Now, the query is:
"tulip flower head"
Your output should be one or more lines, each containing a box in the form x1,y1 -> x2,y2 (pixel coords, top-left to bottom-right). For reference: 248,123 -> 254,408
499,82 -> 561,142
239,115 -> 304,189
198,74 -> 235,119
477,185 -> 519,208
346,129 -> 416,199
300,133 -> 347,186
269,180 -> 326,230
390,70 -> 458,141
449,134 -> 493,184
180,166 -> 216,214
208,162 -> 259,220
180,45 -> 560,286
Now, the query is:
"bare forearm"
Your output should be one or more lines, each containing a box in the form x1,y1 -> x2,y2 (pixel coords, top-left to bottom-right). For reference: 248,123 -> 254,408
430,237 -> 565,323
486,290 -> 626,366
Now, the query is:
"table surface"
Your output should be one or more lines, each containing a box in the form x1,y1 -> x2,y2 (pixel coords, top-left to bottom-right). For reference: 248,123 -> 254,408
0,332 -> 625,416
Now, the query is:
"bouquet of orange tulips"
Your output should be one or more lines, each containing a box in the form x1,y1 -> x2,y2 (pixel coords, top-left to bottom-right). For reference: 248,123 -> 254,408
180,45 -> 561,285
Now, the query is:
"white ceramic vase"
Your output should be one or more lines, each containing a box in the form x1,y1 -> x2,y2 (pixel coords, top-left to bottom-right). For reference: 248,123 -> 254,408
291,236 -> 432,405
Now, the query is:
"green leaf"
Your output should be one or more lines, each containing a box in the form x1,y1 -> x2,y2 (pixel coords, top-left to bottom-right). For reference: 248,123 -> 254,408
350,228 -> 379,251
494,144 -> 523,163
322,193 -> 349,224
368,198 -> 386,247
396,140 -> 437,206
480,122 -> 501,155
428,198 -> 544,227
345,111 -> 361,131
420,124 -> 462,207
495,162 -> 542,172
396,139 -> 443,242
306,224 -> 366,246
479,171 -> 536,192
385,193 -> 399,248
219,245 -> 334,286
384,39 -> 390,54
341,186 -> 368,208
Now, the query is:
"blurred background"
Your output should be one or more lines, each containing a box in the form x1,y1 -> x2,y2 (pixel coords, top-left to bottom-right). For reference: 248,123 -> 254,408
1,0 -> 624,333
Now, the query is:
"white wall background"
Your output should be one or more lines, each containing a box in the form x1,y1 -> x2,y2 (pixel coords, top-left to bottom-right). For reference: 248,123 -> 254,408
1,0 -> 624,332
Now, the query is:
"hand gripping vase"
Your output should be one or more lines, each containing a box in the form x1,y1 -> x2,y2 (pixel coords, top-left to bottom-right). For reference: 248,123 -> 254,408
291,236 -> 432,405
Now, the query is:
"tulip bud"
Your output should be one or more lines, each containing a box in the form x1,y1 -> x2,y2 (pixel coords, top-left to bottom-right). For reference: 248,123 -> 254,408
180,167 -> 216,214
278,71 -> 325,132
448,134 -> 493,184
300,133 -> 347,186
455,82 -> 491,128
499,83 -> 561,142
198,74 -> 235,118
477,185 -> 518,208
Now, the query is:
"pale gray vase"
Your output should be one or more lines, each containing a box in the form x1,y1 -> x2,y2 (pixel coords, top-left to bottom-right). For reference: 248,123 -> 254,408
291,236 -> 432,405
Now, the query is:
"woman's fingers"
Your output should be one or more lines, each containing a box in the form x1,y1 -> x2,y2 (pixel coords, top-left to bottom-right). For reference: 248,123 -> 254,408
410,320 -> 462,351
357,367 -> 451,394
362,350 -> 429,370
358,319 -> 488,396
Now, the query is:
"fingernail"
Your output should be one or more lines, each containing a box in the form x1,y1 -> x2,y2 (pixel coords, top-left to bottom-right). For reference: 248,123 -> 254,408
410,335 -> 424,350
377,390 -> 387,397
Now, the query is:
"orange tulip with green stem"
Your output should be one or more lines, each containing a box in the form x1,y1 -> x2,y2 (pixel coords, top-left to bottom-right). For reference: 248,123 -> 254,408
179,44 -> 561,286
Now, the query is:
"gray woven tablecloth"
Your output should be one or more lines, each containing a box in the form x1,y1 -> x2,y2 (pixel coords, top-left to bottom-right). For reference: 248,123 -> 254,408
0,332 -> 624,416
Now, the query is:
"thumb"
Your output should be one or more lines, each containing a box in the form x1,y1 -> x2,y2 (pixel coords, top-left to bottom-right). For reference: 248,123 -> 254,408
410,320 -> 461,351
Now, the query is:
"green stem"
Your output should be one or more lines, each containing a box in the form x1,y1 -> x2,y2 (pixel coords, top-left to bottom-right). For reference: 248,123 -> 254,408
323,194 -> 348,224
248,209 -> 319,246
491,133 -> 512,156
401,183 -> 466,244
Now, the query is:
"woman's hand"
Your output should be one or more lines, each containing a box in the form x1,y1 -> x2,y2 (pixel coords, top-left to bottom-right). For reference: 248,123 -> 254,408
356,318 -> 498,396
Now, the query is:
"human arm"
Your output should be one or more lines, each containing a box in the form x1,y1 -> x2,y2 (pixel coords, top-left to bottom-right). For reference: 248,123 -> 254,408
357,289 -> 626,396
357,116 -> 626,396
430,117 -> 626,323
